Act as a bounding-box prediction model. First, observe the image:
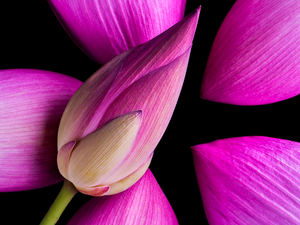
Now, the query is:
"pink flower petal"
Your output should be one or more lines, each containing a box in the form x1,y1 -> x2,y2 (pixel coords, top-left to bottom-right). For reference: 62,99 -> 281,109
58,8 -> 200,149
0,69 -> 82,191
67,169 -> 178,225
192,136 -> 300,224
200,0 -> 300,105
98,50 -> 191,185
57,8 -> 200,194
47,0 -> 187,65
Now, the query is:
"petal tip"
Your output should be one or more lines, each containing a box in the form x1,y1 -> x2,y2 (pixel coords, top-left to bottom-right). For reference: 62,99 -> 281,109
131,109 -> 143,118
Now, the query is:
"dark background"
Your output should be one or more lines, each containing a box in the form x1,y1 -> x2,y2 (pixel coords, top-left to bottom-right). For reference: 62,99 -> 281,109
2,0 -> 299,224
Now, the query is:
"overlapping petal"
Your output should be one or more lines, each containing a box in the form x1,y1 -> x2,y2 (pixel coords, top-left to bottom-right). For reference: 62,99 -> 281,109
0,69 -> 82,191
67,169 -> 178,225
200,0 -> 300,105
57,8 -> 200,195
192,136 -> 300,224
58,8 -> 200,147
47,0 -> 187,65
59,111 -> 142,196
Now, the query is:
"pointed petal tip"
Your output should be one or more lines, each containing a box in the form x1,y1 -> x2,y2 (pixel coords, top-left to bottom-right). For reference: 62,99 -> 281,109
178,6 -> 200,45
184,5 -> 201,26
191,145 -> 198,150
191,144 -> 203,159
190,146 -> 197,153
153,4 -> 200,45
118,110 -> 143,126
194,5 -> 201,13
131,110 -> 143,118
191,143 -> 204,151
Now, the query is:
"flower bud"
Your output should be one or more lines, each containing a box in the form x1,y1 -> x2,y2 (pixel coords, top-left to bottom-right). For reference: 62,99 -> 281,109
57,8 -> 200,196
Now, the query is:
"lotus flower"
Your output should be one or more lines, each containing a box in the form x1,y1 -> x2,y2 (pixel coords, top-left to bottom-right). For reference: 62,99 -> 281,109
57,8 -> 200,196
47,0 -> 187,65
192,136 -> 300,224
200,0 -> 300,105
67,169 -> 178,225
0,69 -> 82,192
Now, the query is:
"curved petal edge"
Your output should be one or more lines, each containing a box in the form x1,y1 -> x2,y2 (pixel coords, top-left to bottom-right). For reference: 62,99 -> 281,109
200,0 -> 300,105
192,136 -> 300,224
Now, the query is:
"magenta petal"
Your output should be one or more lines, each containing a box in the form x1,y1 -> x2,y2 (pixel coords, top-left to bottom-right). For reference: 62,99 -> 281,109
192,136 -> 300,224
67,169 -> 178,225
58,8 -> 200,147
57,9 -> 200,193
48,0 -> 186,65
0,69 -> 82,191
98,50 -> 191,183
200,0 -> 300,105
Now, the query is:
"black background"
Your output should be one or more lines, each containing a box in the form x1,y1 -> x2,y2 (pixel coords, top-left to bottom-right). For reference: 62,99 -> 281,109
1,0 -> 299,224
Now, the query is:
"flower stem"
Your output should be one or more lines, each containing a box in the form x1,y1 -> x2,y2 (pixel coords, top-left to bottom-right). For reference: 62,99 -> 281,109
40,179 -> 78,225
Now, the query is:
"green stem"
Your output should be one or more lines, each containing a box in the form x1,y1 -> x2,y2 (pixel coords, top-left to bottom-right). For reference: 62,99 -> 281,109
40,179 -> 78,225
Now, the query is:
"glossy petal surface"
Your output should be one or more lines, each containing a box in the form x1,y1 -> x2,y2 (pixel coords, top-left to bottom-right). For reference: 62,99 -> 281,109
67,170 -> 178,225
0,69 -> 82,191
200,0 -> 300,105
192,136 -> 300,224
48,0 -> 186,65
57,8 -> 200,195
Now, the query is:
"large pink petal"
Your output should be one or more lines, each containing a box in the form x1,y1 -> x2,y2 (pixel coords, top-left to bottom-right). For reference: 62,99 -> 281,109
58,8 -> 200,150
0,69 -> 82,191
192,136 -> 300,224
200,0 -> 300,105
98,49 -> 191,185
67,169 -> 178,225
47,0 -> 186,65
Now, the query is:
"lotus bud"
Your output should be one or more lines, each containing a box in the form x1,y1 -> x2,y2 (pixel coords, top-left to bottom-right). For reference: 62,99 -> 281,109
57,8 -> 200,196
192,136 -> 300,224
0,69 -> 82,191
47,0 -> 187,65
200,0 -> 300,105
67,170 -> 178,225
